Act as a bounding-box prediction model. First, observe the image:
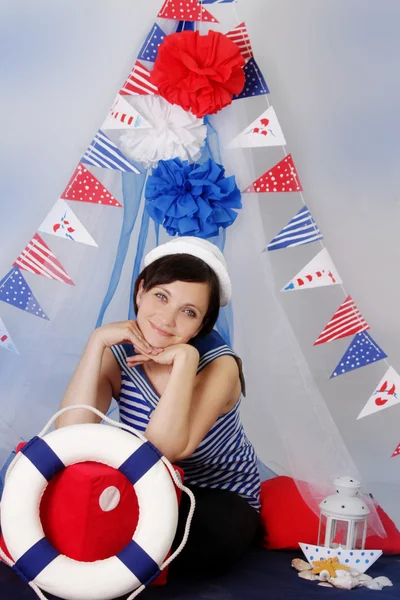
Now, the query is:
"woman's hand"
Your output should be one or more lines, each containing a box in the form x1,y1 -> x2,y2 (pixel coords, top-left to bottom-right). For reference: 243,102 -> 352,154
91,321 -> 162,356
126,343 -> 199,369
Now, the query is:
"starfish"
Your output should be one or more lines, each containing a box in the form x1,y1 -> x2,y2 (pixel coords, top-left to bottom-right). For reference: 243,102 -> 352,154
311,556 -> 350,578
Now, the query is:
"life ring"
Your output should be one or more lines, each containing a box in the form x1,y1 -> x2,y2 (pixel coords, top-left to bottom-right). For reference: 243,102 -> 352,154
1,423 -> 179,600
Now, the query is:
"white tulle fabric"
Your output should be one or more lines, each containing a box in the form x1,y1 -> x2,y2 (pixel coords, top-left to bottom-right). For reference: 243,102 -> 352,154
119,96 -> 207,168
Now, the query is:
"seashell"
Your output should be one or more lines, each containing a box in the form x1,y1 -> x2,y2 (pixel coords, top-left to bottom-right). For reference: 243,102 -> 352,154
367,576 -> 393,590
355,573 -> 373,587
298,570 -> 317,581
318,582 -> 333,588
349,569 -> 361,577
318,570 -> 331,582
291,558 -> 312,571
329,574 -> 359,590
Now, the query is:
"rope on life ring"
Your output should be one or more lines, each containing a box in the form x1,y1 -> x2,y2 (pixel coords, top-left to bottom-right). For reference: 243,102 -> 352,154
0,405 -> 195,600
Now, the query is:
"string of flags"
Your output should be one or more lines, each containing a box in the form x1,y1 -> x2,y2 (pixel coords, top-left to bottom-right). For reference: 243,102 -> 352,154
1,0 -> 398,458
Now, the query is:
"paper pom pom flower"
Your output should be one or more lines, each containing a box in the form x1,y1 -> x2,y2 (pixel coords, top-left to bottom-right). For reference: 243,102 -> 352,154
145,158 -> 242,239
119,96 -> 207,168
151,30 -> 245,118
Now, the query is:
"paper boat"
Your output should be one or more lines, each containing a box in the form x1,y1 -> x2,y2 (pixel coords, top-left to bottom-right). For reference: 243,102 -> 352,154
299,542 -> 382,573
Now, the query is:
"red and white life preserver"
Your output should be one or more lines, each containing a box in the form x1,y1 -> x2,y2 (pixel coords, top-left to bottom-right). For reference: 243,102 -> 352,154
1,422 -> 179,600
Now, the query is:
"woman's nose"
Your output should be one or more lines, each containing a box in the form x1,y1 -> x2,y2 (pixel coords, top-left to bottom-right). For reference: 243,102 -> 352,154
160,305 -> 177,327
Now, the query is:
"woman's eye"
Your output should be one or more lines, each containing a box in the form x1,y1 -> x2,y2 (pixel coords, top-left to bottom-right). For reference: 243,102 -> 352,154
156,293 -> 166,301
184,309 -> 196,318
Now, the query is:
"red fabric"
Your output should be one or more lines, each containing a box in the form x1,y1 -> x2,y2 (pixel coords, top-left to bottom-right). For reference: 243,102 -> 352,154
259,476 -> 400,554
2,442 -> 184,586
152,30 -> 245,118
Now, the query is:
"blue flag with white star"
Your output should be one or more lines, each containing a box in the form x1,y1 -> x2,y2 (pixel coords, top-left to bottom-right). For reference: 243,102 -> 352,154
233,57 -> 269,100
330,332 -> 387,379
138,23 -> 166,63
0,266 -> 49,320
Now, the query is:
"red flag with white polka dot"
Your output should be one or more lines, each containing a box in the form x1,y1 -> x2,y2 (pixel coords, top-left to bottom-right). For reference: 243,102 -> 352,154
243,154 -> 302,193
61,163 -> 122,208
157,0 -> 219,22
391,443 -> 400,458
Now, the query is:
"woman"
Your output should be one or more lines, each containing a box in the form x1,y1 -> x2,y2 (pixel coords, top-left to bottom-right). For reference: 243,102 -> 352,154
57,236 -> 261,576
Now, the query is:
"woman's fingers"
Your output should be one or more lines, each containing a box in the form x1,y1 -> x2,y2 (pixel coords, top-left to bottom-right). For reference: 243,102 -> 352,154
129,322 -> 161,354
126,354 -> 151,366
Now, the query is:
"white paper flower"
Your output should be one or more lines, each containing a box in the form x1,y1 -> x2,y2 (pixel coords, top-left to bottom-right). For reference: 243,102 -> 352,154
119,95 -> 207,168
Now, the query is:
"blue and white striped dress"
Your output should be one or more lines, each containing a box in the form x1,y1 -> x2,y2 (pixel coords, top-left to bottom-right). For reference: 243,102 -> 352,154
111,330 -> 261,511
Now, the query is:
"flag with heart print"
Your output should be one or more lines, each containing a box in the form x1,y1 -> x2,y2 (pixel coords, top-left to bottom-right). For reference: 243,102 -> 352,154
358,367 -> 400,419
227,106 -> 285,148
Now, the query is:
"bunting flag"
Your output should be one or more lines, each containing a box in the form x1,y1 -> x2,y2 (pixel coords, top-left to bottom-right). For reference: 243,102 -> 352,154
267,206 -> 323,251
138,23 -> 166,62
39,199 -> 98,247
157,0 -> 218,22
228,107 -> 285,149
13,233 -> 74,285
357,367 -> 400,420
226,22 -> 253,62
120,60 -> 158,96
233,57 -> 269,100
391,443 -> 400,458
330,332 -> 387,379
102,95 -> 151,130
81,130 -> 140,174
243,154 -> 302,193
0,318 -> 19,354
314,295 -> 369,346
61,163 -> 122,208
0,267 -> 49,320
202,0 -> 238,3
282,248 -> 342,291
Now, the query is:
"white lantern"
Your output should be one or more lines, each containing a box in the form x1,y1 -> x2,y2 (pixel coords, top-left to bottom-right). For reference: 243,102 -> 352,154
318,476 -> 370,550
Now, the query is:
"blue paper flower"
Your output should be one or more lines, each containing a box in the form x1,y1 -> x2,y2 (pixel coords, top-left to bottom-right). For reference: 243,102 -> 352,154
145,158 -> 242,239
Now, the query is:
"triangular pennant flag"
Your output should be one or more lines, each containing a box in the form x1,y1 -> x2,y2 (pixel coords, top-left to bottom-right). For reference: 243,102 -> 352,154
233,57 -> 269,100
282,248 -> 342,291
158,0 -> 218,22
0,267 -> 49,320
228,107 -> 285,149
120,60 -> 158,96
13,233 -> 74,286
226,22 -> 253,62
0,317 -> 19,354
38,199 -> 98,247
358,367 -> 400,420
243,154 -> 302,193
330,332 -> 387,379
391,443 -> 400,458
81,130 -> 140,174
267,206 -> 323,252
102,95 -> 151,130
138,23 -> 166,63
61,163 -> 122,208
314,295 -> 369,346
176,20 -> 195,32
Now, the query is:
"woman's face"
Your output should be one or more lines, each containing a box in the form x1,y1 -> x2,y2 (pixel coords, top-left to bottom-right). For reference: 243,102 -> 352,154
136,279 -> 210,347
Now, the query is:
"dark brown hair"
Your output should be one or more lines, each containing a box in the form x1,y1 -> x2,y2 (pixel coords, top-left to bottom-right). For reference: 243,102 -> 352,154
133,254 -> 220,336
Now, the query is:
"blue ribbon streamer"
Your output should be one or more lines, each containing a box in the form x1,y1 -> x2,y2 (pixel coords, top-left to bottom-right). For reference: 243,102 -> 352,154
96,170 -> 147,327
128,207 -> 150,319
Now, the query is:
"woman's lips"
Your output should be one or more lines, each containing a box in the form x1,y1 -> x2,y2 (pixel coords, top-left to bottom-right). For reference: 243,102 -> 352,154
149,321 -> 173,337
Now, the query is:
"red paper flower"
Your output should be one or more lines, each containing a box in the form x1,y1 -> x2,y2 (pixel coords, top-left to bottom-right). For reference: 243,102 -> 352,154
151,30 -> 245,118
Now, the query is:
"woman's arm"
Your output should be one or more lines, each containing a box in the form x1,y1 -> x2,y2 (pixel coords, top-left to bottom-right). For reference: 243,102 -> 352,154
56,321 -> 159,429
129,346 -> 241,462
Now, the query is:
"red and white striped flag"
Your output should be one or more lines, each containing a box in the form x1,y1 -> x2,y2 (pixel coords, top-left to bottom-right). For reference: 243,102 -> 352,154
314,295 -> 369,346
226,22 -> 253,62
13,233 -> 74,285
120,61 -> 158,96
